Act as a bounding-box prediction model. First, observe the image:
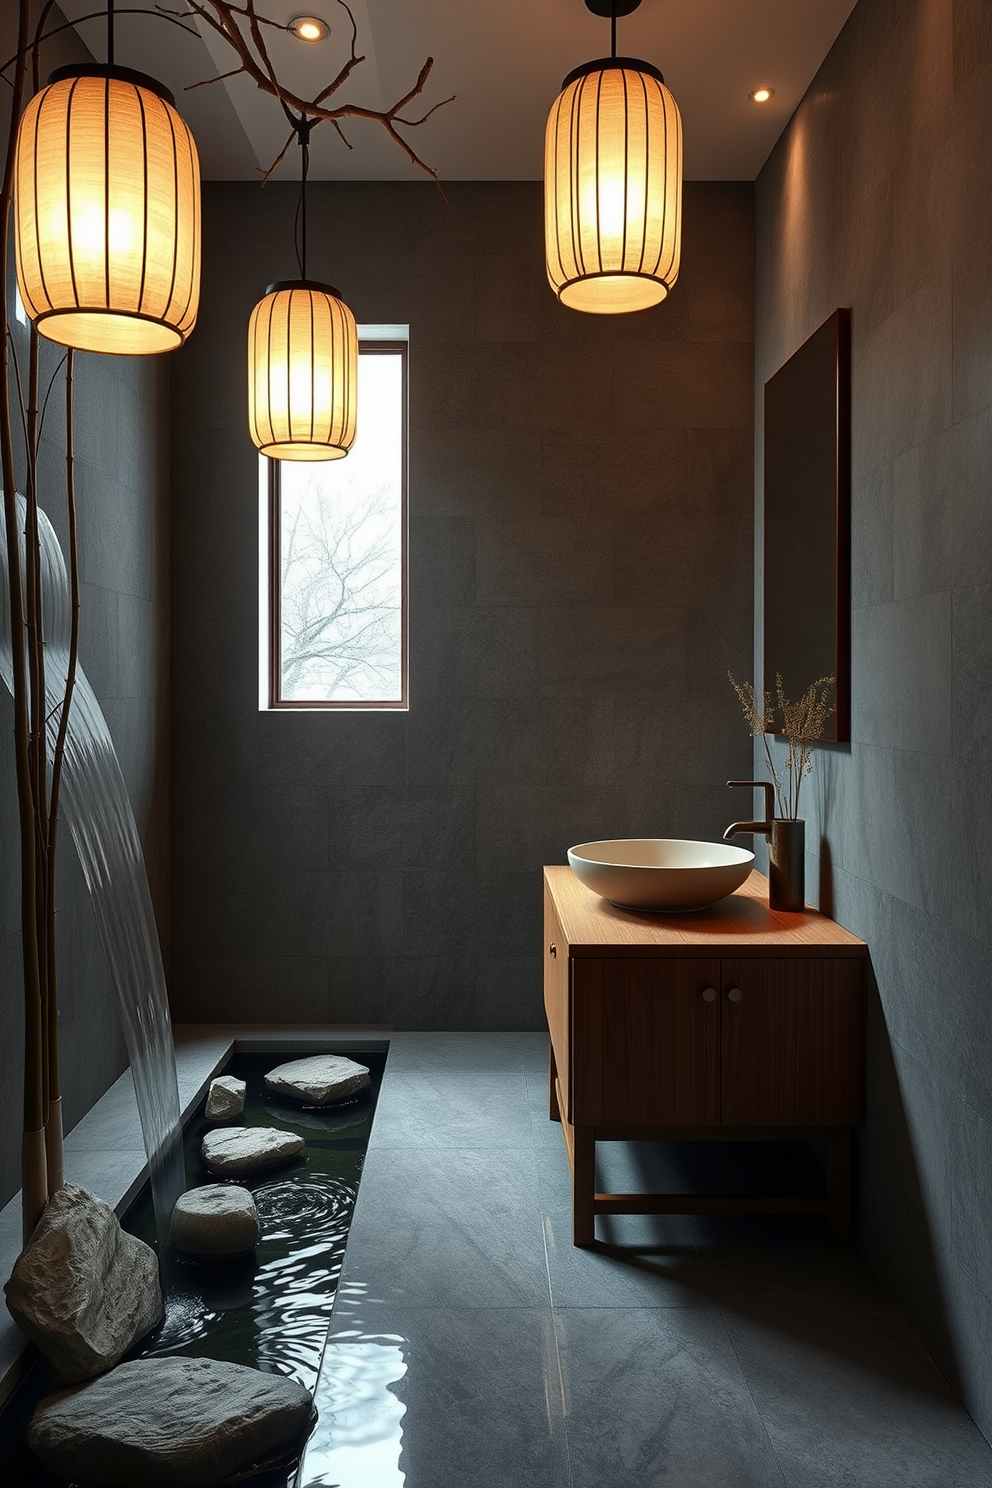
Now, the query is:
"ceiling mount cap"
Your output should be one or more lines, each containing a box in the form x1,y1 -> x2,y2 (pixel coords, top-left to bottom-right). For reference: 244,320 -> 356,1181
561,56 -> 665,91
584,0 -> 642,15
264,279 -> 343,298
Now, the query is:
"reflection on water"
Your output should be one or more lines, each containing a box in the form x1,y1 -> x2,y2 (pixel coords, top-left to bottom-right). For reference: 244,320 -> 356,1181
298,1337 -> 407,1488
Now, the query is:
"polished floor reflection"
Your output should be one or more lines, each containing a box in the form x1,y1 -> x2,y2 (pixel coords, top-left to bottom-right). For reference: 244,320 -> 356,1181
297,1033 -> 992,1488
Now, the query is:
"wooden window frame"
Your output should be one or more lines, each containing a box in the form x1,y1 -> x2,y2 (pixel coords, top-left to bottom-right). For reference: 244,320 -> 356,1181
266,339 -> 409,710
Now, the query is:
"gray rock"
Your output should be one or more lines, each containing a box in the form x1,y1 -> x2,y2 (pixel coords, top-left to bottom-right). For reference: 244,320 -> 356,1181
28,1356 -> 313,1488
202,1126 -> 304,1175
205,1075 -> 246,1121
4,1183 -> 162,1384
264,1054 -> 370,1107
171,1185 -> 259,1255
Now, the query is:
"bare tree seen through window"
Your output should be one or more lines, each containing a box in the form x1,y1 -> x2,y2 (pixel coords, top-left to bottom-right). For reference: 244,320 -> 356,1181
277,348 -> 405,703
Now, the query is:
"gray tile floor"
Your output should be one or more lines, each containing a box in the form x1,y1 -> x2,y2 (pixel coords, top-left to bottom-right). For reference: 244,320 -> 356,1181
297,1032 -> 992,1488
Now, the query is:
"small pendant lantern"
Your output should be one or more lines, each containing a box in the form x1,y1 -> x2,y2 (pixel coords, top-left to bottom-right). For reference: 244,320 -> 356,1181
545,0 -> 682,314
14,2 -> 200,355
248,113 -> 358,461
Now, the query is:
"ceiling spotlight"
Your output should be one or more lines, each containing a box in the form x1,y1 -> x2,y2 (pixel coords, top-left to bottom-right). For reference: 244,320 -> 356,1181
289,15 -> 329,42
749,87 -> 775,104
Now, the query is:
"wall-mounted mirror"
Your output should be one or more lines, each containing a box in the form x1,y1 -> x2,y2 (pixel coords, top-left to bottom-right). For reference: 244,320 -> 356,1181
763,307 -> 851,742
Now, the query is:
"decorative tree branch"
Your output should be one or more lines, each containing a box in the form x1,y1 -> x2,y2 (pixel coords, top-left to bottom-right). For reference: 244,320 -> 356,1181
168,0 -> 454,189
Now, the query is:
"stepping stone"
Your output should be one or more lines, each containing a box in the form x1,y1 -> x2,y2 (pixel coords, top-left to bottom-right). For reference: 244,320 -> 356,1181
171,1185 -> 259,1255
28,1355 -> 313,1488
264,1054 -> 370,1107
205,1075 -> 246,1121
4,1183 -> 162,1384
201,1126 -> 304,1175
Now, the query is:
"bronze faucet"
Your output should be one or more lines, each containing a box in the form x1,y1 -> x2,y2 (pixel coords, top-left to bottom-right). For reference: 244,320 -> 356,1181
723,780 -> 775,841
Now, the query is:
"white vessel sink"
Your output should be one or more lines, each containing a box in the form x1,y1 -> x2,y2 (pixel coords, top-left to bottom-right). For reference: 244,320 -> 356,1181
567,838 -> 755,913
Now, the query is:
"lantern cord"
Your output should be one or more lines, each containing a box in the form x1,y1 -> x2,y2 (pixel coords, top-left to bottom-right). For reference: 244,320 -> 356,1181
281,103 -> 318,281
611,1 -> 616,59
107,0 -> 114,68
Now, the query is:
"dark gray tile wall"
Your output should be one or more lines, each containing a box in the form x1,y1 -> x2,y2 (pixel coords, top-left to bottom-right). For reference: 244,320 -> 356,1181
755,0 -> 992,1440
169,180 -> 754,1028
0,5 -> 172,1208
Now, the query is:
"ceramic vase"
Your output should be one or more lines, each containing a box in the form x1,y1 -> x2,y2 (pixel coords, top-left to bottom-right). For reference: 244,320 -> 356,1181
769,818 -> 805,912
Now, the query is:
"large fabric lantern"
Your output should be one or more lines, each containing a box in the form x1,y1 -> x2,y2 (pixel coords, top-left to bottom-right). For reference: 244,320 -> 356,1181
545,57 -> 682,314
248,280 -> 358,461
14,65 -> 200,354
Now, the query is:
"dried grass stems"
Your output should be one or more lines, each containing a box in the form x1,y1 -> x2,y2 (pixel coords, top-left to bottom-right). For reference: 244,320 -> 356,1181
728,672 -> 835,821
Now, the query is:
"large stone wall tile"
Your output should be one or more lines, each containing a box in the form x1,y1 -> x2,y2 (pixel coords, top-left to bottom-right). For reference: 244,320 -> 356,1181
171,954 -> 328,1023
538,605 -> 686,696
253,869 -> 405,959
474,956 -> 543,1032
411,425 -> 544,517
402,696 -> 477,788
823,744 -> 954,920
850,461 -> 895,609
325,786 -> 475,872
409,514 -> 477,607
953,0 -> 992,90
411,606 -> 540,700
952,585 -> 992,758
892,408 -> 992,597
475,510 -> 613,608
256,711 -> 402,789
178,785 -> 327,874
326,954 -> 475,1029
615,342 -> 753,431
952,235 -> 992,424
853,268 -> 953,471
850,591 -> 952,752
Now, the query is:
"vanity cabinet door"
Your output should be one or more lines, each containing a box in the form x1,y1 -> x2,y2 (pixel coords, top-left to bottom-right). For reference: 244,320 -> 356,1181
719,958 -> 864,1127
570,958 -> 721,1127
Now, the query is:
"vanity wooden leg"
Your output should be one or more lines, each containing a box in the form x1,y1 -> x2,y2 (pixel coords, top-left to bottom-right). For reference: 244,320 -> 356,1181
571,1125 -> 595,1247
549,1041 -> 561,1122
827,1129 -> 852,1244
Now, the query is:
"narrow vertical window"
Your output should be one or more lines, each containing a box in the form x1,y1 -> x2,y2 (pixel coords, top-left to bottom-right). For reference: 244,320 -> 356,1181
264,336 -> 408,709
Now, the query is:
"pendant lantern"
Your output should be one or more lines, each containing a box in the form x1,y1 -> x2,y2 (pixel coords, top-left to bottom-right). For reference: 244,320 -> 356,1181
248,112 -> 358,461
248,280 -> 358,460
545,0 -> 682,314
14,64 -> 200,354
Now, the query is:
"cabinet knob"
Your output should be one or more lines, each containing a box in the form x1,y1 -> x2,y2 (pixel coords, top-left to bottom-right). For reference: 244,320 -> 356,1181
702,987 -> 717,1002
549,942 -> 556,959
727,986 -> 743,1003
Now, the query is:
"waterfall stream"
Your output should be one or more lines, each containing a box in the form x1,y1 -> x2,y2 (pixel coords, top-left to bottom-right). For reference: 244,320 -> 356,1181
0,494 -> 184,1237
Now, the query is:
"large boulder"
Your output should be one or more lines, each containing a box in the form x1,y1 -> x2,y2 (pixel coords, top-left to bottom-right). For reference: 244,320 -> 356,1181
171,1185 -> 260,1255
4,1183 -> 162,1384
28,1356 -> 313,1488
205,1075 -> 246,1121
264,1054 -> 370,1107
202,1127 -> 304,1175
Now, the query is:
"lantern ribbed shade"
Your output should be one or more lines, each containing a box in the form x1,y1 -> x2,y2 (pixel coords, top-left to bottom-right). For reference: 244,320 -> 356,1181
545,63 -> 682,314
248,286 -> 358,461
14,72 -> 200,354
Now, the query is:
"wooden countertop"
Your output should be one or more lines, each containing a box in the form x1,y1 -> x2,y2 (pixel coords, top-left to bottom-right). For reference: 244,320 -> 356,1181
544,866 -> 867,959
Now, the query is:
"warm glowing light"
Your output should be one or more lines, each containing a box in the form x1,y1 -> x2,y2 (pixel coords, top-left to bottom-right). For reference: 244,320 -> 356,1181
749,87 -> 775,103
290,15 -> 329,42
14,66 -> 200,354
248,281 -> 358,461
545,61 -> 682,314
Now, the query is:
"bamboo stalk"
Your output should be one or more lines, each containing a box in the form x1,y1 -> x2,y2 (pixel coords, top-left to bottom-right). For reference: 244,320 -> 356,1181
43,348 -> 76,1198
1,0 -> 48,1244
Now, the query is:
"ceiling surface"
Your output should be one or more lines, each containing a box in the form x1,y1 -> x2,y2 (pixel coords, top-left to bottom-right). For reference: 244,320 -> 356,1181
57,0 -> 858,182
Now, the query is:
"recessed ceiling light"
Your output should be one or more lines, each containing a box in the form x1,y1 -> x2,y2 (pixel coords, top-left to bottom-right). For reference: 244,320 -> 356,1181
289,15 -> 329,43
749,87 -> 775,104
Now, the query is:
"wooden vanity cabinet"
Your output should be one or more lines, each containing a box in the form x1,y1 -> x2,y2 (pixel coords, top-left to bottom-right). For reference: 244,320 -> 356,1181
543,866 -> 867,1246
